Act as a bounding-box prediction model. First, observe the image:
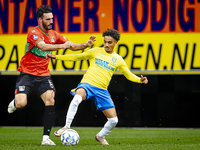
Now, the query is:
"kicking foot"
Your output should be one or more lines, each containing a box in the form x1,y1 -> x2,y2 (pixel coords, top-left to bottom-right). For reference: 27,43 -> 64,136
54,126 -> 69,137
95,133 -> 109,145
41,139 -> 56,145
8,99 -> 16,114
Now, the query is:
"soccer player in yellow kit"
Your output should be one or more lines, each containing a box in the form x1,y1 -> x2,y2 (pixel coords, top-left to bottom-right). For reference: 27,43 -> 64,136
46,29 -> 148,145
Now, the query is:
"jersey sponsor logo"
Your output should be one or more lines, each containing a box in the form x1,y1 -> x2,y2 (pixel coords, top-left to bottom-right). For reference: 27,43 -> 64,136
95,58 -> 114,72
33,35 -> 38,40
19,86 -> 25,91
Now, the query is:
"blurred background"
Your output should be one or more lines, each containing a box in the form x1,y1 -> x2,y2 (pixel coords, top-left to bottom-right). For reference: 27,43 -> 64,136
0,0 -> 200,128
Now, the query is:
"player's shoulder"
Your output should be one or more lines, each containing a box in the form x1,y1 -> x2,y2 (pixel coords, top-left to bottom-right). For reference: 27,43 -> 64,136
112,52 -> 125,65
28,26 -> 42,37
48,29 -> 58,34
48,29 -> 65,40
27,27 -> 40,41
113,51 -> 123,59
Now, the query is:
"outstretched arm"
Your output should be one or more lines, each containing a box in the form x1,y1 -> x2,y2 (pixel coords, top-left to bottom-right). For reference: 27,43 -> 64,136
46,49 -> 92,61
46,53 -> 56,59
37,36 -> 96,52
118,60 -> 148,84
69,36 -> 96,51
37,41 -> 73,51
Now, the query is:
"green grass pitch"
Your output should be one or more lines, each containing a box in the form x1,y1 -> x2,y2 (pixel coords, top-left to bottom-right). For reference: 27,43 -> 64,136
0,127 -> 200,150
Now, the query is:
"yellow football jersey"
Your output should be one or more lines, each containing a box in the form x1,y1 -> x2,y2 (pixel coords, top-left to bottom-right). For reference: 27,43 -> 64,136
56,47 -> 142,89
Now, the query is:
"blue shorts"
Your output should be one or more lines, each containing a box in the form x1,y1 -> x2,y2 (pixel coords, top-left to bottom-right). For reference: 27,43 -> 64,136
70,83 -> 115,111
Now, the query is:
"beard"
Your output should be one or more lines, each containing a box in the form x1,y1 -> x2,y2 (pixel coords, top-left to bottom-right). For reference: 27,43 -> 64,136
42,21 -> 52,30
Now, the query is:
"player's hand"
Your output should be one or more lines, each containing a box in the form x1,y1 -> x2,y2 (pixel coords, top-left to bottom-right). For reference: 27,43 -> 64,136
140,75 -> 148,84
86,36 -> 96,47
46,53 -> 56,59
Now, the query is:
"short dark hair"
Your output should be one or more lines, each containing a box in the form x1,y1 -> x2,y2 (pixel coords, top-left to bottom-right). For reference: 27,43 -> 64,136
102,29 -> 120,41
36,5 -> 52,18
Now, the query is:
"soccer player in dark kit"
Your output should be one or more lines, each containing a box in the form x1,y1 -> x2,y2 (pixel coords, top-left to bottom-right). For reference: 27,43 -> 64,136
7,5 -> 96,145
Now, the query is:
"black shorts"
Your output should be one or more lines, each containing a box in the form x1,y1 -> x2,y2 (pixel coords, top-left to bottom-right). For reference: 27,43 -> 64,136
15,72 -> 56,96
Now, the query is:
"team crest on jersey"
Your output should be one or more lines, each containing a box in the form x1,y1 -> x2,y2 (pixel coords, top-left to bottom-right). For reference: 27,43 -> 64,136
112,57 -> 117,64
33,35 -> 38,40
51,36 -> 55,42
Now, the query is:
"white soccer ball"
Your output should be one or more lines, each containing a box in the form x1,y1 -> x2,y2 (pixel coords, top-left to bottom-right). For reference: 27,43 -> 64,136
61,129 -> 79,146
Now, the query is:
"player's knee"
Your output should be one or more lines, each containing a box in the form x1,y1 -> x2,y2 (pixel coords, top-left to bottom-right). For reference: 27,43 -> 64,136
15,94 -> 27,108
75,88 -> 86,100
45,97 -> 55,105
108,116 -> 118,126
47,98 -> 55,105
15,99 -> 27,109
71,95 -> 82,106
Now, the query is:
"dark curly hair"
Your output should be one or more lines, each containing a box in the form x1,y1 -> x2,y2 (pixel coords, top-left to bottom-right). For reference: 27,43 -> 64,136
102,29 -> 120,41
36,5 -> 52,18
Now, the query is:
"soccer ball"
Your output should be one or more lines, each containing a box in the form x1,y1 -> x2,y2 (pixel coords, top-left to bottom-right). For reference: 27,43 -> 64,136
61,129 -> 79,146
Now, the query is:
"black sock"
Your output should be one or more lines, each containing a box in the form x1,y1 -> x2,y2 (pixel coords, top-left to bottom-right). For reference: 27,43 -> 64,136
43,106 -> 55,136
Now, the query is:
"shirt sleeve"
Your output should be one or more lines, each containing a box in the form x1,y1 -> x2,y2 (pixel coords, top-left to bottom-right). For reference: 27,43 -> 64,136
55,31 -> 68,44
56,49 -> 92,61
118,58 -> 142,83
27,30 -> 43,46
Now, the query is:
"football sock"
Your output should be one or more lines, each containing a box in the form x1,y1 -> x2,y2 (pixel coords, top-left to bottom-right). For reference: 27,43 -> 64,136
65,95 -> 82,128
98,116 -> 118,137
43,105 -> 55,136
